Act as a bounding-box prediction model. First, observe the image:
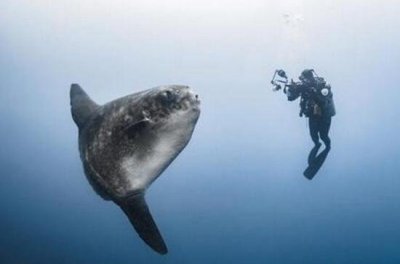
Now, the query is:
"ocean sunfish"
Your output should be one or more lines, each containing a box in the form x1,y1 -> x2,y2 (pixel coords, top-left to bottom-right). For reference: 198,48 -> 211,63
70,84 -> 201,254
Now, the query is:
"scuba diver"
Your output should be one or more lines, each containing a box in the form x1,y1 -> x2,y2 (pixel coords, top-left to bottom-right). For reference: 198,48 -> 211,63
271,69 -> 336,179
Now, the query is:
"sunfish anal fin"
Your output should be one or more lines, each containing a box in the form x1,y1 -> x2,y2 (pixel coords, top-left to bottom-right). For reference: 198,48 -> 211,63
118,193 -> 168,255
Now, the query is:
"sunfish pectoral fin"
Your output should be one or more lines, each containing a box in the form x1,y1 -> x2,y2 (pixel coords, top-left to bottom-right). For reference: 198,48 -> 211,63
118,193 -> 168,255
123,118 -> 150,139
70,83 -> 99,129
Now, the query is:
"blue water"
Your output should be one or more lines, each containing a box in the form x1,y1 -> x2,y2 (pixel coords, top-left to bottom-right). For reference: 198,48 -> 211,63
1,1 -> 400,263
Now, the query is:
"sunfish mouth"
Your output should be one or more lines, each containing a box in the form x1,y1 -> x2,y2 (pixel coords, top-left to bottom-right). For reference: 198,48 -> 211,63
194,94 -> 200,104
174,86 -> 201,111
189,92 -> 201,107
185,87 -> 200,104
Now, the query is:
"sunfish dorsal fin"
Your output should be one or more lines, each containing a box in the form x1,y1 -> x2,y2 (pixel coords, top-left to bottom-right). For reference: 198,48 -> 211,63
70,84 -> 99,128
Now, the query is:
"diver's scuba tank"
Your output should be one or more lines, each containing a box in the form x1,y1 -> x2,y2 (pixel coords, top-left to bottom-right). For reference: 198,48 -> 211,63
308,70 -> 336,117
318,83 -> 336,117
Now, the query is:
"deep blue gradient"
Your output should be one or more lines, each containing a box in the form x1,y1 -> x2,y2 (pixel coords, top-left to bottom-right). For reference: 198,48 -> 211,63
1,1 -> 400,263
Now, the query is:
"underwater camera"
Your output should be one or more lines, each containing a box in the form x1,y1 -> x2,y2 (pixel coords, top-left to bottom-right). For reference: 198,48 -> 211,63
270,69 -> 288,91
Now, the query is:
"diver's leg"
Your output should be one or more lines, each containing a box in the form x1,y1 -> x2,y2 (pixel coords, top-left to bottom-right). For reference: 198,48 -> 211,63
307,143 -> 321,165
309,116 -> 321,146
304,117 -> 331,179
319,117 -> 331,150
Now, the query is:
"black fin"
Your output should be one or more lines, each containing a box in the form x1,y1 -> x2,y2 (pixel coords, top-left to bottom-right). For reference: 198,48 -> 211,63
70,84 -> 98,128
118,193 -> 168,255
304,147 -> 330,180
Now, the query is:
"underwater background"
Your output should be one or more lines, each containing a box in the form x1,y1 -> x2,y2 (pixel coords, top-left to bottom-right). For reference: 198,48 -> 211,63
1,0 -> 400,263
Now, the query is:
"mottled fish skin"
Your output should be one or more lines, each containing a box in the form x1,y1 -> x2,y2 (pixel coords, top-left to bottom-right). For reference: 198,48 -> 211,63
70,84 -> 200,254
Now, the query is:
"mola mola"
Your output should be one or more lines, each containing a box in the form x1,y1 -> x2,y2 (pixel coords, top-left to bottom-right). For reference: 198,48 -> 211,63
70,84 -> 200,254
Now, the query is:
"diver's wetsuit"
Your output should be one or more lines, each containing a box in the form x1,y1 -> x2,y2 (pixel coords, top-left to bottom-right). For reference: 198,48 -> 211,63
309,115 -> 331,149
286,76 -> 335,149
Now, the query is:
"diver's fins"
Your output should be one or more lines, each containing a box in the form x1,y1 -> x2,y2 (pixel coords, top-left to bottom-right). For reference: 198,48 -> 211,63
303,147 -> 330,180
118,193 -> 168,255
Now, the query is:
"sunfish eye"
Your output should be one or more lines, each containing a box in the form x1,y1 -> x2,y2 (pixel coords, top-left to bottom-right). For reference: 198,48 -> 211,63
160,90 -> 175,103
165,91 -> 172,100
